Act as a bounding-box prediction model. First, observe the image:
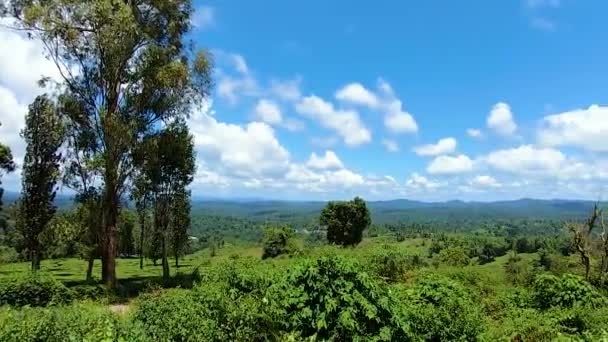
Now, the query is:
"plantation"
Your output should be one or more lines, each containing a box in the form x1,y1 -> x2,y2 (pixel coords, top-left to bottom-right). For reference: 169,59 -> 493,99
1,0 -> 608,340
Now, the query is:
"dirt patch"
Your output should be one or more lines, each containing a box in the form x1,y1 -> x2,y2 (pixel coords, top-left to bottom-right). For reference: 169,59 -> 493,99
108,303 -> 131,315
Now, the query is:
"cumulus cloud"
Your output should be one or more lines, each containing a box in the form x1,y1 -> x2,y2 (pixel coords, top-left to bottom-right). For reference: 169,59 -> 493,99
382,139 -> 399,152
295,95 -> 371,146
188,107 -> 291,178
482,145 -> 565,175
487,102 -> 517,136
270,77 -> 301,101
306,150 -> 344,170
537,105 -> 608,152
406,173 -> 440,190
427,154 -> 474,175
413,137 -> 457,156
254,99 -> 282,125
335,83 -> 380,108
469,175 -> 502,188
335,80 -> 418,134
0,21 -> 61,101
467,128 -> 483,139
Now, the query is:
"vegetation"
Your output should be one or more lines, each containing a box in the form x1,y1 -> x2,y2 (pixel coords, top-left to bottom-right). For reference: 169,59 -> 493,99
0,1 -> 607,340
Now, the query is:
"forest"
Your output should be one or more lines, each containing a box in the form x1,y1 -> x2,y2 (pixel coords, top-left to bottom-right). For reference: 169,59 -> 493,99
0,0 -> 608,341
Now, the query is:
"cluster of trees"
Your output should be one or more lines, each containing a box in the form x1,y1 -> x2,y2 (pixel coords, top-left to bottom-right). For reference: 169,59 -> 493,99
0,0 -> 212,286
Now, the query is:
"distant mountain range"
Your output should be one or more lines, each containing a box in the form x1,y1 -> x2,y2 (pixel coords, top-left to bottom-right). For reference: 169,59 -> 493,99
2,191 -> 600,221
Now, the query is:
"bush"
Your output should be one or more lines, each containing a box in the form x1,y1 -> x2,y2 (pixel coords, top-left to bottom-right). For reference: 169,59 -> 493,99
0,246 -> 18,264
269,255 -> 410,340
320,197 -> 371,246
437,246 -> 470,266
532,273 -> 602,309
366,245 -> 427,282
261,225 -> 294,259
400,276 -> 486,341
0,274 -> 72,307
0,303 -> 145,341
504,252 -> 536,286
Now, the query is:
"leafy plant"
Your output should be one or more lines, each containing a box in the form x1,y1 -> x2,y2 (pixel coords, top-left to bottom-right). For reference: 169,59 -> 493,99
0,274 -> 72,307
269,255 -> 411,340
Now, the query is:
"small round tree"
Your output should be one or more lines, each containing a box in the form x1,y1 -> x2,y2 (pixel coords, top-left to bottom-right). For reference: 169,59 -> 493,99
320,197 -> 371,246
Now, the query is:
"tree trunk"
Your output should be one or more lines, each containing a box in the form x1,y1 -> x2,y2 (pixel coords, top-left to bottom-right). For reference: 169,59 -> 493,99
86,251 -> 95,282
139,212 -> 145,270
175,252 -> 179,268
31,249 -> 40,271
101,188 -> 118,288
161,232 -> 169,280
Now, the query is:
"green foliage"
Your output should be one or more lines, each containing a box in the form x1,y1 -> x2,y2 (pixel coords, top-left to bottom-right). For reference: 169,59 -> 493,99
0,273 -> 71,307
0,246 -> 18,264
262,224 -> 294,259
504,252 -> 536,286
365,244 -> 427,282
532,273 -> 602,309
17,95 -> 64,270
400,276 -> 485,341
320,196 -> 371,246
0,303 -> 145,341
269,255 -> 410,341
437,246 -> 470,266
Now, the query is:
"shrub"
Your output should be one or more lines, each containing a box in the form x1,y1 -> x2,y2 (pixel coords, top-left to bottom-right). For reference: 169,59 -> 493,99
261,224 -> 294,259
532,273 -> 602,309
504,252 -> 536,286
437,246 -> 470,266
366,245 -> 427,282
0,303 -> 145,341
269,255 -> 411,340
0,246 -> 18,264
0,274 -> 72,307
400,276 -> 486,341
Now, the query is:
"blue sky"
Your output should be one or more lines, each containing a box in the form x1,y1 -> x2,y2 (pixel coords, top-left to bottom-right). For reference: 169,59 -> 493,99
1,0 -> 608,201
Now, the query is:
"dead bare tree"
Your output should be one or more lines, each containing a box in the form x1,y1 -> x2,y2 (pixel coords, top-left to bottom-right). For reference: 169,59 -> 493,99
568,203 -> 601,281
600,211 -> 608,286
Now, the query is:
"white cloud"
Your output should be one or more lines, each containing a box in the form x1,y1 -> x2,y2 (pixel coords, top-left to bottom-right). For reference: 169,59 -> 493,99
188,107 -> 290,178
270,77 -> 301,101
427,154 -> 474,174
482,145 -> 565,175
295,95 -> 371,146
335,83 -> 379,108
406,173 -> 440,190
0,21 -> 61,101
487,102 -> 517,136
282,118 -> 305,132
413,137 -> 457,156
537,105 -> 608,152
306,150 -> 344,170
254,99 -> 282,125
470,175 -> 501,188
216,73 -> 258,104
467,128 -> 483,139
382,139 -> 399,152
334,79 -> 418,134
192,6 -> 215,29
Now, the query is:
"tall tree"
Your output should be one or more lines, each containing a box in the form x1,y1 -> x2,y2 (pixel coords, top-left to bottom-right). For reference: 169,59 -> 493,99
320,197 -> 371,247
6,0 -> 212,286
170,187 -> 191,267
146,121 -> 195,279
17,95 -> 64,271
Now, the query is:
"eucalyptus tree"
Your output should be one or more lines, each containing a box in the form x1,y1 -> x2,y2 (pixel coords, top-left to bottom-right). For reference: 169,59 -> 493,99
5,0 -> 212,286
170,186 -> 191,268
17,95 -> 65,271
143,120 -> 195,279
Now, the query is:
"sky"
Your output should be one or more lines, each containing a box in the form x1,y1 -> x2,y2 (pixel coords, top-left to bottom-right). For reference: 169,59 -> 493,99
1,0 -> 608,201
